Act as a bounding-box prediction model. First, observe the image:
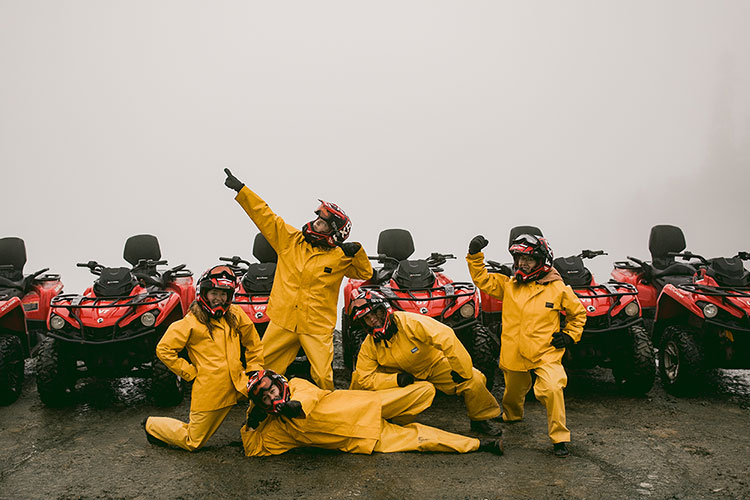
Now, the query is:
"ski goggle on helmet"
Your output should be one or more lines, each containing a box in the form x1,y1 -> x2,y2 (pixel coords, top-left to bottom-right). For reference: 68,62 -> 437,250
197,265 -> 236,318
247,370 -> 291,414
302,200 -> 352,248
509,234 -> 554,283
349,290 -> 394,341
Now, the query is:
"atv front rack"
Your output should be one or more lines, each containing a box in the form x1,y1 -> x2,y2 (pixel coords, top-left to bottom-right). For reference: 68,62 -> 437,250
570,282 -> 641,333
360,282 -> 478,327
676,283 -> 750,298
48,291 -> 172,344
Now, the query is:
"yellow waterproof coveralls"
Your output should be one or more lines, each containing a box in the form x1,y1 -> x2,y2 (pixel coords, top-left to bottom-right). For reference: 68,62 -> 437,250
235,186 -> 372,390
241,378 -> 480,456
350,311 -> 501,422
467,253 -> 586,443
145,304 -> 263,451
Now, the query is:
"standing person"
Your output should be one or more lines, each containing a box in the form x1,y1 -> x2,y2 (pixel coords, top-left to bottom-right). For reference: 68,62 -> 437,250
223,168 -> 372,390
241,370 -> 504,457
466,233 -> 586,457
143,265 -> 264,451
348,290 -> 503,435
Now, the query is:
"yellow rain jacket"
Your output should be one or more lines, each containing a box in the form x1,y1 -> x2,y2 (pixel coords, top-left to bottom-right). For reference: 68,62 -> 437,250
241,378 -> 384,456
156,304 -> 264,411
354,311 -> 474,390
467,252 -> 586,371
235,187 -> 373,334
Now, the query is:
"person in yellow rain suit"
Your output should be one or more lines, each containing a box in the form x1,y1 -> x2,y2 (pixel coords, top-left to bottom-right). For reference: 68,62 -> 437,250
143,265 -> 264,451
224,168 -> 372,390
348,290 -> 503,435
466,233 -> 586,458
240,370 -> 504,456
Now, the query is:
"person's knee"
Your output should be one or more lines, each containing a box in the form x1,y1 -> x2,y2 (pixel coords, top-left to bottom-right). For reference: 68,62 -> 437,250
413,381 -> 436,401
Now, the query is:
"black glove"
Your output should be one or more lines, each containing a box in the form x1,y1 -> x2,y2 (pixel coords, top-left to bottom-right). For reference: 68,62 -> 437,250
341,242 -> 362,257
451,370 -> 468,384
551,331 -> 575,349
276,400 -> 306,419
224,168 -> 245,192
245,404 -> 268,429
397,372 -> 415,387
469,235 -> 489,255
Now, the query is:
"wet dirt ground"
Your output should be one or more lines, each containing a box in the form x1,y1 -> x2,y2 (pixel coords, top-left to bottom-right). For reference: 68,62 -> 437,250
2,334 -> 749,500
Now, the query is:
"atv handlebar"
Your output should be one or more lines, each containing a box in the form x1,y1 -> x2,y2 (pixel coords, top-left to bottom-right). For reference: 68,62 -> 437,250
219,256 -> 252,274
579,249 -> 607,259
737,252 -> 750,261
77,261 -> 103,275
667,251 -> 709,265
486,260 -> 513,276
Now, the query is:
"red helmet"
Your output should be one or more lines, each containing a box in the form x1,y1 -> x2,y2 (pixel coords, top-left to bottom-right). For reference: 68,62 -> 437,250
350,289 -> 395,342
247,369 -> 291,414
197,265 -> 236,318
509,234 -> 554,283
302,200 -> 352,248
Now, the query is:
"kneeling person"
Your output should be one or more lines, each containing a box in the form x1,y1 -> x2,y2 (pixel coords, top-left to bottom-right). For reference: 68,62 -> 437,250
143,266 -> 264,451
241,370 -> 503,456
349,290 -> 502,435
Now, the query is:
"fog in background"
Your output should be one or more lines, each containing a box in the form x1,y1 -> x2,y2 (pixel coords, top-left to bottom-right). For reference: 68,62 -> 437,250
2,2 -> 749,321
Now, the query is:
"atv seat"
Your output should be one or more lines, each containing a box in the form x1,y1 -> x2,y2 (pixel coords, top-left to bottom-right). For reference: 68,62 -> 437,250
241,262 -> 276,293
707,257 -> 750,287
94,267 -> 139,297
253,233 -> 278,264
553,256 -> 593,287
393,260 -> 436,289
378,229 -> 415,261
0,237 -> 26,283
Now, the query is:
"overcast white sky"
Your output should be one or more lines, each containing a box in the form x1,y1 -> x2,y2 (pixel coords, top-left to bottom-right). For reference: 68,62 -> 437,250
2,2 -> 749,306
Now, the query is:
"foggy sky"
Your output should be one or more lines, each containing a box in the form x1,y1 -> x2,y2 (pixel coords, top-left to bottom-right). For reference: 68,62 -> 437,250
2,1 -> 749,303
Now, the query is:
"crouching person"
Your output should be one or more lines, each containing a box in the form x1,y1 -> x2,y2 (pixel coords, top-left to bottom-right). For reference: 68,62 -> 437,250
348,290 -> 502,435
241,370 -> 504,456
143,265 -> 264,451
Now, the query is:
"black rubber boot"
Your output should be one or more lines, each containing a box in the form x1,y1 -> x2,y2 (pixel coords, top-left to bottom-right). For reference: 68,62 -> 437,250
478,438 -> 504,456
141,417 -> 169,447
553,442 -> 570,458
470,419 -> 504,436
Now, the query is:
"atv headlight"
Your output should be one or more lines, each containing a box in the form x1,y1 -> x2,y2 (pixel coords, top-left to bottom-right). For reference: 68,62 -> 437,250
50,314 -> 65,330
702,303 -> 718,319
624,301 -> 639,317
459,303 -> 475,318
140,312 -> 157,327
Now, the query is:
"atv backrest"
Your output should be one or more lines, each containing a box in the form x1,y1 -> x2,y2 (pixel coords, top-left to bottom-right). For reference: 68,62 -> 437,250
124,234 -> 162,267
393,260 -> 436,289
508,226 -> 543,247
253,233 -> 277,264
0,237 -> 26,280
648,225 -> 686,270
378,229 -> 415,261
242,262 -> 276,293
553,256 -> 593,287
93,267 -> 139,297
707,257 -> 750,287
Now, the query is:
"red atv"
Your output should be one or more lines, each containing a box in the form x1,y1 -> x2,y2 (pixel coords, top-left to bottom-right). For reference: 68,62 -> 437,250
610,225 -> 700,335
37,234 -> 194,407
0,237 -> 64,405
221,233 -> 277,335
220,233 -> 310,378
341,228 -> 499,387
653,250 -> 750,394
553,249 -> 655,395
